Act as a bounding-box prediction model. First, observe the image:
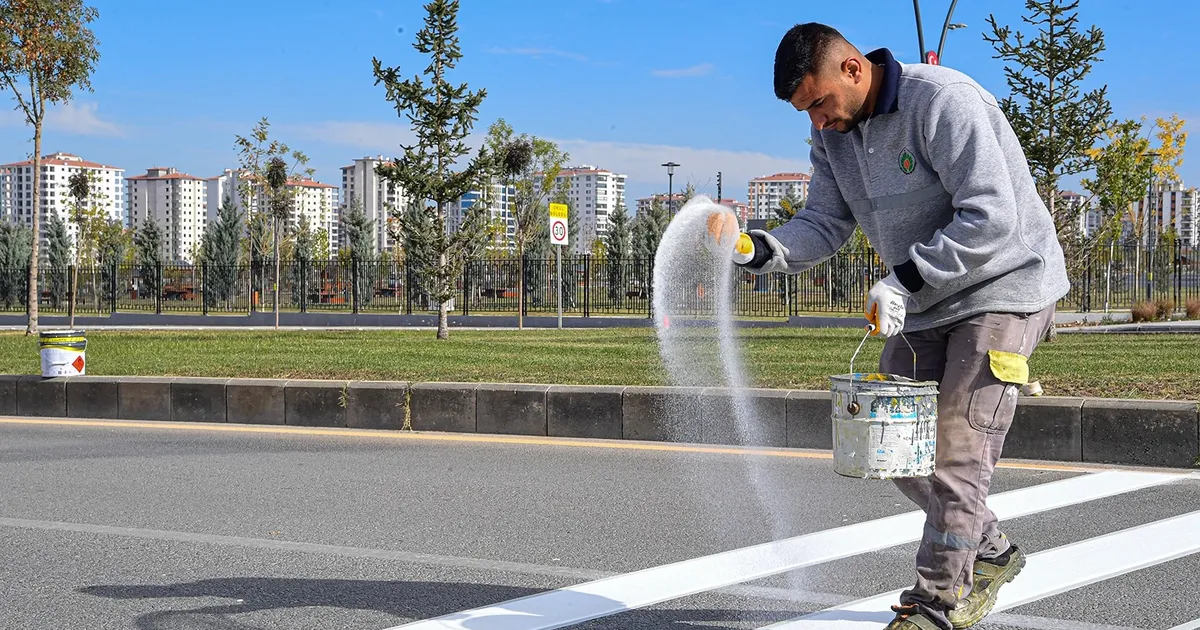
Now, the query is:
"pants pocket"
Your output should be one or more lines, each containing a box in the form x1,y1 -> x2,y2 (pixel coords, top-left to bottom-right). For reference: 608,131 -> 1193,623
966,351 -> 1028,434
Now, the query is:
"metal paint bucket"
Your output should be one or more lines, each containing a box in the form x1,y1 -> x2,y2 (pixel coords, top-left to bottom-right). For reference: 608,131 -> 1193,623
39,330 -> 87,377
829,327 -> 938,479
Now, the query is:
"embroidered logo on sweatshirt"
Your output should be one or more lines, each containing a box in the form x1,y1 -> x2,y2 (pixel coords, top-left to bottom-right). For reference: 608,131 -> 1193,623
899,149 -> 916,174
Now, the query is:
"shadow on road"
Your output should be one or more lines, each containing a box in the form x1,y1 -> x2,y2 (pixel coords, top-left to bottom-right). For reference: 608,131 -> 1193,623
81,576 -> 808,629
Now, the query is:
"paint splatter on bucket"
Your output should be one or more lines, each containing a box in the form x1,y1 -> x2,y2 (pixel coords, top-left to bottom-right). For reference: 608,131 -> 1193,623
39,330 -> 87,377
829,372 -> 938,479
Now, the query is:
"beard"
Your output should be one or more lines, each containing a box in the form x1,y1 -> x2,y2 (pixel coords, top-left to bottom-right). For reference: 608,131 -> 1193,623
835,97 -> 870,133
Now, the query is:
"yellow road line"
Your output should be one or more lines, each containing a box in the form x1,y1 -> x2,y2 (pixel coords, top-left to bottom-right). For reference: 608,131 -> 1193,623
0,416 -> 1099,472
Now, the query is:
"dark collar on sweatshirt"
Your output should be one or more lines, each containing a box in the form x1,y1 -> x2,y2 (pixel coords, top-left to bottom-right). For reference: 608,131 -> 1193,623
865,47 -> 901,119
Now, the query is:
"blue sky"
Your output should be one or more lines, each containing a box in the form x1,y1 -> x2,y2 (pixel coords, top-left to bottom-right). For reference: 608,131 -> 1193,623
1,0 -> 1196,208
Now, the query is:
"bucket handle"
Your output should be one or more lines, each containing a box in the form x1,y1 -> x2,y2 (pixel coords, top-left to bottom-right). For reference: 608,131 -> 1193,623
850,325 -> 916,380
847,324 -> 918,415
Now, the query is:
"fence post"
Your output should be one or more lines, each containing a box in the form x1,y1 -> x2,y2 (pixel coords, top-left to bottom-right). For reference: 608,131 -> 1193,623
155,261 -> 163,315
405,258 -> 415,314
583,254 -> 591,318
201,261 -> 208,316
351,258 -> 360,314
67,264 -> 76,320
645,255 -> 653,319
462,261 -> 470,317
1175,241 -> 1182,307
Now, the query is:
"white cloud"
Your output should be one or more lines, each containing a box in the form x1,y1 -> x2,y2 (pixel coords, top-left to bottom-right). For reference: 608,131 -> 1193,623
651,63 -> 715,78
485,47 -> 589,63
549,137 -> 810,197
0,101 -> 123,137
280,121 -> 416,154
47,102 -> 123,137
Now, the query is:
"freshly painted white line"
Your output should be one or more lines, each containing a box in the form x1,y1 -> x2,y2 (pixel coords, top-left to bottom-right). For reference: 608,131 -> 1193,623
1166,619 -> 1200,630
386,470 -> 1182,630
761,509 -> 1200,629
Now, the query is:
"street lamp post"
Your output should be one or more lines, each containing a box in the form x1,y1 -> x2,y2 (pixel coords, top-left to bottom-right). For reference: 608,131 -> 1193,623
1144,151 -> 1160,302
913,0 -> 967,64
662,161 -> 679,215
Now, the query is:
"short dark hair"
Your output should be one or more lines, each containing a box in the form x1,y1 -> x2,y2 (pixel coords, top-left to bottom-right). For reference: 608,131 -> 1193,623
773,23 -> 846,101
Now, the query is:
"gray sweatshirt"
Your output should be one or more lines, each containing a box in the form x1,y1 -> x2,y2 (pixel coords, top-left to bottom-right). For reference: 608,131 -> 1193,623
762,51 -> 1070,332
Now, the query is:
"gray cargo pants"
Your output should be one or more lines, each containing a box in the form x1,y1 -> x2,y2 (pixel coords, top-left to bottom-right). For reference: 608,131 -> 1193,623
879,306 -> 1055,626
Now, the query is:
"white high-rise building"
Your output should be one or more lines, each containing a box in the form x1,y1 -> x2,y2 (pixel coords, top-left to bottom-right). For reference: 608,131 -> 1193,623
0,152 -> 124,246
748,172 -> 810,221
635,193 -> 687,218
126,167 -> 209,262
340,155 -> 409,255
535,166 -> 627,253
455,181 -> 517,250
205,168 -> 339,256
1130,180 -> 1198,247
206,168 -> 249,222
1059,190 -> 1104,239
287,177 -> 339,255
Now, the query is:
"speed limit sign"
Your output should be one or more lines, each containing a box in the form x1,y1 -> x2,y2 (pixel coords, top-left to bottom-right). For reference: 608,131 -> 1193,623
549,203 -> 569,246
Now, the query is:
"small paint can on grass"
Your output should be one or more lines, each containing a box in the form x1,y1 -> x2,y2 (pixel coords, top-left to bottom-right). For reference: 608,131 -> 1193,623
829,325 -> 938,479
39,329 -> 87,377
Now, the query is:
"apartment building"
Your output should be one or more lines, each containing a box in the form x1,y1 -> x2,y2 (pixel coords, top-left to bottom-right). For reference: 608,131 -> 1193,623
0,152 -> 124,245
747,172 -> 810,221
537,165 -> 626,253
287,177 -> 339,255
205,169 -> 339,256
635,193 -> 687,218
340,155 -> 409,255
456,181 -> 517,250
1131,180 -> 1198,247
126,167 -> 209,262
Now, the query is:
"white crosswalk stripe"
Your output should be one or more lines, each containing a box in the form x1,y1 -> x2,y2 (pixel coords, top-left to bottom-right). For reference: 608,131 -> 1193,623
385,470 -> 1185,630
760,510 -> 1200,628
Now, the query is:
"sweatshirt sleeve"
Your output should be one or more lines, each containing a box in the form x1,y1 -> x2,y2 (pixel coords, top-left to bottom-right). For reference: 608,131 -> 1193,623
752,129 -> 858,273
906,82 -> 1022,291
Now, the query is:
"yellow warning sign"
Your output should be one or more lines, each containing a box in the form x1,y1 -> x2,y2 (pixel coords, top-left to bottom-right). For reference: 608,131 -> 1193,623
548,203 -> 569,219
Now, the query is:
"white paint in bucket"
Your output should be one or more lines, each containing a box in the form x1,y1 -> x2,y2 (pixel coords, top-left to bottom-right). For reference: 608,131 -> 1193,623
829,373 -> 938,479
39,330 -> 87,377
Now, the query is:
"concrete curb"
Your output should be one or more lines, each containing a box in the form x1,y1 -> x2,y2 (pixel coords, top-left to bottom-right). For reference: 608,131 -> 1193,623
2,375 -> 1196,469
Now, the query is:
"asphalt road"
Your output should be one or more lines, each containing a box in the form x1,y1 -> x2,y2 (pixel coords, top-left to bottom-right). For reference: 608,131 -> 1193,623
1,417 -> 1198,630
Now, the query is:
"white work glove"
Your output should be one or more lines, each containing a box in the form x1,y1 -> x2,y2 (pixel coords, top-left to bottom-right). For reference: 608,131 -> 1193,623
865,274 -> 911,337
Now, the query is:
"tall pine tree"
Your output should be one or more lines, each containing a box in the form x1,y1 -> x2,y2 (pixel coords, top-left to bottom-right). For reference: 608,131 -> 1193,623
604,199 -> 631,305
202,195 -> 243,308
341,195 -> 377,307
983,0 -> 1112,242
134,214 -> 164,304
290,214 -> 314,307
0,222 -> 32,308
396,199 -> 437,307
44,212 -> 71,309
373,0 -> 491,340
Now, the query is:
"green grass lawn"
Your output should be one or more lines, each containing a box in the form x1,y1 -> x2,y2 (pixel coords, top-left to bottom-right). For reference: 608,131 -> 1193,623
1,328 -> 1196,401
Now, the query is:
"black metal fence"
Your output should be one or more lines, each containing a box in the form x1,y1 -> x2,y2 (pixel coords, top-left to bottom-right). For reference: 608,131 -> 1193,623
3,244 -> 1197,318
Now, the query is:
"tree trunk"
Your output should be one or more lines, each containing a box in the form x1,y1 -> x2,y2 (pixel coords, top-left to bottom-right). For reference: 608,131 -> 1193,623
517,243 -> 524,330
437,249 -> 449,340
69,264 -> 77,327
274,217 -> 280,329
27,125 -> 42,335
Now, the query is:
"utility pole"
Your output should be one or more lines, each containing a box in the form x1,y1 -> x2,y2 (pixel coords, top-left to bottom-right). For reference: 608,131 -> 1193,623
716,171 -> 722,203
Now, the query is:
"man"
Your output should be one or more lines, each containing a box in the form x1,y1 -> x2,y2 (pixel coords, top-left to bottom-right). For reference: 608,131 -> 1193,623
705,22 -> 1069,630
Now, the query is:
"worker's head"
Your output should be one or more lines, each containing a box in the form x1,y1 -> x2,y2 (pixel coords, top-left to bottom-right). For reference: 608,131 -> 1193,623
774,23 -> 873,133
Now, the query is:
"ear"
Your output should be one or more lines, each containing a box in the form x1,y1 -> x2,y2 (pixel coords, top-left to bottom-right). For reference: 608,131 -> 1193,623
844,57 -> 864,83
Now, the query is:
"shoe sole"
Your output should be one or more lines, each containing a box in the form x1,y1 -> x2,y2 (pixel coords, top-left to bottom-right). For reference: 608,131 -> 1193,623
951,556 -> 1026,629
